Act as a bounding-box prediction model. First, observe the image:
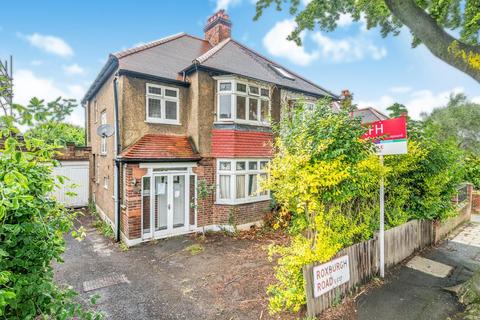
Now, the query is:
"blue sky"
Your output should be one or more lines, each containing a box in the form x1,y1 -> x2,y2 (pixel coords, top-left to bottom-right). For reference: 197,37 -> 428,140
1,0 -> 479,126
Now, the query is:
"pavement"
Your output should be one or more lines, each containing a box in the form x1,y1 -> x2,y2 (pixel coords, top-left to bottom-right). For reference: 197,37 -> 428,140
356,216 -> 480,320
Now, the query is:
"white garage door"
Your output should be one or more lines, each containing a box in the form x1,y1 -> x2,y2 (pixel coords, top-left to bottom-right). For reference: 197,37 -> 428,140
51,161 -> 89,207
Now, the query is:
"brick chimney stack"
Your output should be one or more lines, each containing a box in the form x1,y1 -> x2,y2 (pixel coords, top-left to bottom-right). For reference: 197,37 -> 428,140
204,10 -> 232,46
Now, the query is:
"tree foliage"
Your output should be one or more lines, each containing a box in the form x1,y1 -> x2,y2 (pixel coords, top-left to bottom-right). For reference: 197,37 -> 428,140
26,121 -> 85,147
422,93 -> 480,155
254,0 -> 480,82
0,75 -> 100,319
386,102 -> 409,119
263,99 -> 463,313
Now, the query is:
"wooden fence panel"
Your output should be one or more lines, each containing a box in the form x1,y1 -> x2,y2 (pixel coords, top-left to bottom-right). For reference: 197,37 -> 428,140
304,219 -> 435,317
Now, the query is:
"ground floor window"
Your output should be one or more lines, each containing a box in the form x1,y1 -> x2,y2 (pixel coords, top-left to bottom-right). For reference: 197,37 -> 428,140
217,158 -> 270,204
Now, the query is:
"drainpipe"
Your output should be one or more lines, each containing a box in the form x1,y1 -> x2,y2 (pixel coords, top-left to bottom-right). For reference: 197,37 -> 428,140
113,75 -> 121,242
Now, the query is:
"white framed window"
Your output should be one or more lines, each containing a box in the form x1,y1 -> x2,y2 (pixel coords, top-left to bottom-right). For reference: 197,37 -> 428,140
146,83 -> 180,125
100,110 -> 107,155
103,176 -> 109,189
217,158 -> 270,205
216,78 -> 271,126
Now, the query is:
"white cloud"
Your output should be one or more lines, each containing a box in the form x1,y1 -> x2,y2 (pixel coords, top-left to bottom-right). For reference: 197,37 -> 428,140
63,63 -> 85,75
263,19 -> 386,65
472,96 -> 480,104
389,86 -> 412,94
337,13 -> 354,27
263,19 -> 320,66
24,33 -> 73,57
215,0 -> 242,11
12,69 -> 85,126
311,32 -> 387,63
357,87 -> 465,120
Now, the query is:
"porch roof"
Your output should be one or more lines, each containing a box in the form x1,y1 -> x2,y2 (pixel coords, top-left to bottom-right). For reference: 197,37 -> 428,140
119,134 -> 201,162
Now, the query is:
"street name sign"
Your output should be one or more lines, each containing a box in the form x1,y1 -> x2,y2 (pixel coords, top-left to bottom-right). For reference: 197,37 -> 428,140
312,255 -> 350,297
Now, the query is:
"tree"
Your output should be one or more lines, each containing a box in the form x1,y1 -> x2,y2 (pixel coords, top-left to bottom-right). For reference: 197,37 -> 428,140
26,121 -> 85,147
0,74 -> 100,318
254,0 -> 480,83
386,102 -> 409,118
423,93 -> 480,154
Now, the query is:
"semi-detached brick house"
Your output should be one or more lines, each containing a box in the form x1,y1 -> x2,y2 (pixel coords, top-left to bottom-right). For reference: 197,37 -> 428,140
82,10 -> 338,246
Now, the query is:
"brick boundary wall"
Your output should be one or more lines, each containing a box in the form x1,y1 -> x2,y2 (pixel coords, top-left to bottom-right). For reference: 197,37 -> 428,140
473,190 -> 480,214
55,143 -> 91,161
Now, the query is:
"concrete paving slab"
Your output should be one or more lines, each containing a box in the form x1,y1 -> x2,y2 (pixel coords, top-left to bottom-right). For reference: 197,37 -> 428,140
451,222 -> 480,248
406,256 -> 454,278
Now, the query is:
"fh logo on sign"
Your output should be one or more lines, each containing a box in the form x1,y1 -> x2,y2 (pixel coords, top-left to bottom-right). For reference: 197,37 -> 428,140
361,116 -> 408,156
312,255 -> 350,298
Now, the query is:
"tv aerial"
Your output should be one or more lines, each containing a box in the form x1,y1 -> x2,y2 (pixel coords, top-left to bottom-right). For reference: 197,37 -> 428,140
96,124 -> 115,138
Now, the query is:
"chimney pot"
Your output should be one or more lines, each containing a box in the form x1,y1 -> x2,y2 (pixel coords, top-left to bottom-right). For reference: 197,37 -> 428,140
204,10 -> 232,46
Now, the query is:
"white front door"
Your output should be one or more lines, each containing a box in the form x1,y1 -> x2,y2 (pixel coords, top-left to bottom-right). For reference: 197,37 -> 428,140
142,172 -> 189,239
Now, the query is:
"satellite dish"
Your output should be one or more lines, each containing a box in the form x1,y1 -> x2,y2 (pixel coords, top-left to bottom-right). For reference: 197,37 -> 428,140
96,124 -> 115,137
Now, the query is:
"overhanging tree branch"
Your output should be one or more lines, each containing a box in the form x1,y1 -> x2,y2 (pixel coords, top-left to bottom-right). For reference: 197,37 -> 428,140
385,0 -> 480,82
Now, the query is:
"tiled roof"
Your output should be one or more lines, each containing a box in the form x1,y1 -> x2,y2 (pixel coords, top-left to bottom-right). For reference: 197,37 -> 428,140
83,32 -> 338,103
194,39 -> 337,98
119,134 -> 200,161
115,34 -> 212,82
352,107 -> 389,124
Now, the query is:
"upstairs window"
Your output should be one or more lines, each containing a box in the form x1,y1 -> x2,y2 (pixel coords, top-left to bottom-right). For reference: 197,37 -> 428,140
217,78 -> 270,126
146,83 -> 180,124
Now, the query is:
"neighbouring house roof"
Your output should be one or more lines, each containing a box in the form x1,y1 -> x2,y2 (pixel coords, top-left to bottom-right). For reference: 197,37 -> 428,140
119,134 -> 201,162
82,33 -> 338,104
352,107 -> 389,124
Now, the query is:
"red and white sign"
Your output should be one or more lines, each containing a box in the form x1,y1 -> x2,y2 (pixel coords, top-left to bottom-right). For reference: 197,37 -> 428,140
312,255 -> 350,297
361,116 -> 407,155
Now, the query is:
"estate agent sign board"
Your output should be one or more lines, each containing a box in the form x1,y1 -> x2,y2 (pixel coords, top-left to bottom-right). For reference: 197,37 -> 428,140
361,116 -> 407,155
312,255 -> 350,298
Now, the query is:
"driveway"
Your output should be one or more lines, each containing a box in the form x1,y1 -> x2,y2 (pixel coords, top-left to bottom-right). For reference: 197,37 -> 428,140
356,219 -> 480,320
54,214 -> 294,320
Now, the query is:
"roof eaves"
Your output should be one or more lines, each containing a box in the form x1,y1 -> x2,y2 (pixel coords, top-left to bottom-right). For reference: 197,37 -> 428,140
113,32 -> 187,59
81,55 -> 118,104
117,69 -> 190,87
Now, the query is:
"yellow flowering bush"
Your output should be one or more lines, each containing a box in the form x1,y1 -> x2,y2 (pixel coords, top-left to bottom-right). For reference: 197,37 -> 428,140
263,101 -> 463,314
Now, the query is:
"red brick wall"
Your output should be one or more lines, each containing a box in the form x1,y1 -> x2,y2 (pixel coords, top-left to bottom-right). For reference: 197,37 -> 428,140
212,201 -> 270,226
122,163 -> 147,239
55,143 -> 90,161
211,130 -> 273,157
473,191 -> 480,214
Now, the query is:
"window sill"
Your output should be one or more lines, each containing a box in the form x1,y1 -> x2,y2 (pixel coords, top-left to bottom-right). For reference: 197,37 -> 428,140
214,120 -> 270,127
145,119 -> 181,126
216,196 -> 270,206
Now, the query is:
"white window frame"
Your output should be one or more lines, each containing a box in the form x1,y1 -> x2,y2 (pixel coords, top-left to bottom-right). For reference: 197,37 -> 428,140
216,158 -> 270,205
145,83 -> 180,125
100,110 -> 107,155
103,176 -> 109,190
215,77 -> 271,126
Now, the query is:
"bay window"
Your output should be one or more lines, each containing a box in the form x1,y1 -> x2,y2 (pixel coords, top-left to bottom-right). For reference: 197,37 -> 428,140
217,159 -> 270,204
216,78 -> 270,126
146,83 -> 180,124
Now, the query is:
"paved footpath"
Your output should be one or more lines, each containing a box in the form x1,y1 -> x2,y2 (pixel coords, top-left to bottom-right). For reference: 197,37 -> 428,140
356,218 -> 480,320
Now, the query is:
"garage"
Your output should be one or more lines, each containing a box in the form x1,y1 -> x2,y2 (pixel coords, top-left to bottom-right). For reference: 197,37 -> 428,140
52,160 -> 90,207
